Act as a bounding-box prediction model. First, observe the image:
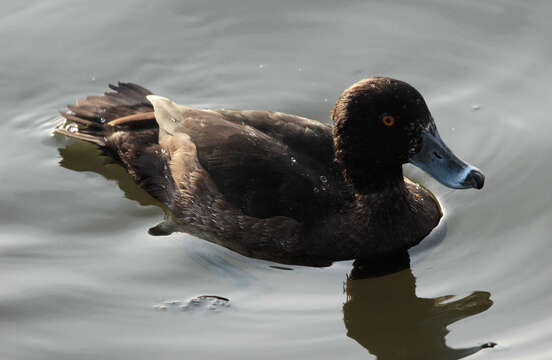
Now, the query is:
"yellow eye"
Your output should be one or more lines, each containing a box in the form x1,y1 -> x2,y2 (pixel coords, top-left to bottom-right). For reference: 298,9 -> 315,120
381,115 -> 395,127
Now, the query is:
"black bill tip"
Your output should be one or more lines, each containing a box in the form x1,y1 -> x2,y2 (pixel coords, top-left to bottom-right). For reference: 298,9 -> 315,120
466,169 -> 485,189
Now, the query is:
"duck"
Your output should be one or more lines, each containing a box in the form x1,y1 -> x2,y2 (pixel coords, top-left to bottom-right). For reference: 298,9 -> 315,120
54,77 -> 484,267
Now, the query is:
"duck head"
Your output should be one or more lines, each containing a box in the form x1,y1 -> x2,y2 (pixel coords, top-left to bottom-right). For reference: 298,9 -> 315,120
332,77 -> 484,193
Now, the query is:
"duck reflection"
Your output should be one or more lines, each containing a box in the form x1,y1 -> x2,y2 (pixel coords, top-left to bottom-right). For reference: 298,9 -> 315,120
344,253 -> 494,360
58,140 -> 162,207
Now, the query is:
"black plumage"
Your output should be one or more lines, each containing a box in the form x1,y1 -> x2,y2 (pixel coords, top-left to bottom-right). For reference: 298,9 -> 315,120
55,79 -> 454,266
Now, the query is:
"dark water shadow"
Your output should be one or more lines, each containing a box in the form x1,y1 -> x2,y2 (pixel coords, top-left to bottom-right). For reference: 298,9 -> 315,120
57,139 -> 163,208
344,252 -> 495,360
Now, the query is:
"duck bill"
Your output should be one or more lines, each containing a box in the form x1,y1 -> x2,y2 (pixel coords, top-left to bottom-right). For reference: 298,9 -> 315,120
409,129 -> 484,189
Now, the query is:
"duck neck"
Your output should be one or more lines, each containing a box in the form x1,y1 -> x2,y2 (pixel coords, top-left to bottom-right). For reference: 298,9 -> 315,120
349,164 -> 406,196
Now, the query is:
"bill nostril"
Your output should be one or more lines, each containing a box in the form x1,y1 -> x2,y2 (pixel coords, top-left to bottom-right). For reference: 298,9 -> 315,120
433,151 -> 442,159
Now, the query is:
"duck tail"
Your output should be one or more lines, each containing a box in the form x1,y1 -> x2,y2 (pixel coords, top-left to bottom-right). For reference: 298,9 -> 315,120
54,82 -> 157,146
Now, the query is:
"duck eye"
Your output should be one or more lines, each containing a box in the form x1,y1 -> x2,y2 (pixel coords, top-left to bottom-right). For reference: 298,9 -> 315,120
381,115 -> 395,127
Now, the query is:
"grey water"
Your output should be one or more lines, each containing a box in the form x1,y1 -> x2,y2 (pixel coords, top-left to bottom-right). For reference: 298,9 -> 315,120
1,1 -> 552,359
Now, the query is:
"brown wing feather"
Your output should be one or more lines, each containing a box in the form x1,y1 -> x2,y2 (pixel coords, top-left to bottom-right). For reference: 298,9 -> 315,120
106,129 -> 176,206
215,109 -> 334,163
171,113 -> 349,221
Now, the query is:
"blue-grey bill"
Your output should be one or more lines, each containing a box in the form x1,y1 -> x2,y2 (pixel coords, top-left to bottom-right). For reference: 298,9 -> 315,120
409,130 -> 484,189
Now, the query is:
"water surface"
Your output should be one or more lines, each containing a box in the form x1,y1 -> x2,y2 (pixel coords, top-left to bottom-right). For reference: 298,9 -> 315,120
2,1 -> 552,359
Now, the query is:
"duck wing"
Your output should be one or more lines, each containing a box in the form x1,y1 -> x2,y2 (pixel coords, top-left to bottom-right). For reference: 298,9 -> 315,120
148,97 -> 349,221
213,109 -> 334,165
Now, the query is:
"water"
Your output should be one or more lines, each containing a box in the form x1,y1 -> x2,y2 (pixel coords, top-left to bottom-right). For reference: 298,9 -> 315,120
1,1 -> 552,359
